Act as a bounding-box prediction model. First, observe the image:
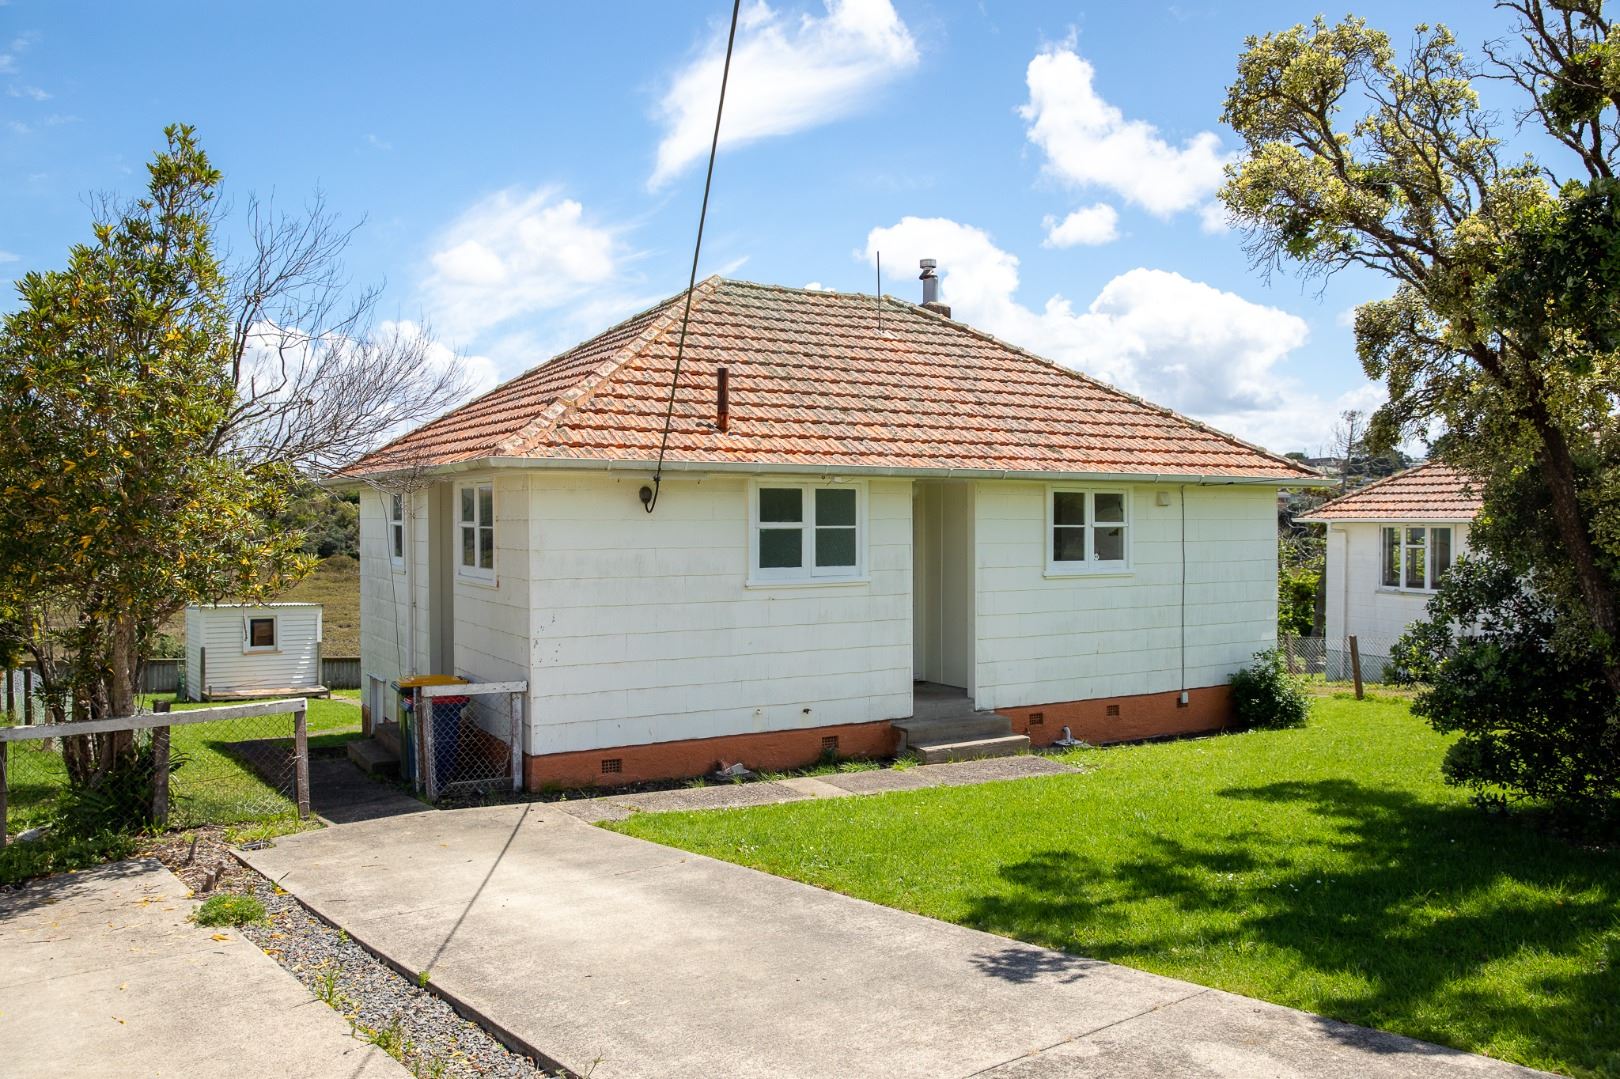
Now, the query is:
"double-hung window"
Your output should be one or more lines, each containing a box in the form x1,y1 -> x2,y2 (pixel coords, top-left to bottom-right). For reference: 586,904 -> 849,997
459,482 -> 495,580
1380,524 -> 1453,592
751,482 -> 863,582
388,493 -> 405,567
1048,488 -> 1130,573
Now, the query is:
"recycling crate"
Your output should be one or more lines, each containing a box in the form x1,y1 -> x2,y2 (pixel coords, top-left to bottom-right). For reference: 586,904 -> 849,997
391,675 -> 468,787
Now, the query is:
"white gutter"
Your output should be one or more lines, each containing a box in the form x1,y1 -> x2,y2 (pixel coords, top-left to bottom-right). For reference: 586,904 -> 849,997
330,454 -> 1333,489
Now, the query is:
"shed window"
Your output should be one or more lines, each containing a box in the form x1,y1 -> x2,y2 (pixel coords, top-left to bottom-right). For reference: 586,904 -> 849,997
245,616 -> 277,652
1380,525 -> 1454,592
388,493 -> 405,566
459,482 -> 495,579
1048,488 -> 1131,572
751,482 -> 863,581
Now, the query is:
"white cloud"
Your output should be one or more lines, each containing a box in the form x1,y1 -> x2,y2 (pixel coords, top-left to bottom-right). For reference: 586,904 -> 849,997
1042,203 -> 1119,248
421,186 -> 622,344
378,318 -> 499,401
862,215 -> 1380,453
7,84 -> 47,101
0,249 -> 17,263
364,133 -> 392,151
649,0 -> 919,188
1020,43 -> 1230,218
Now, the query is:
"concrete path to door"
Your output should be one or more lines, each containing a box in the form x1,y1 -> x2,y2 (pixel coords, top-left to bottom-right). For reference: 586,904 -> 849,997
0,858 -> 405,1078
241,805 -> 1552,1079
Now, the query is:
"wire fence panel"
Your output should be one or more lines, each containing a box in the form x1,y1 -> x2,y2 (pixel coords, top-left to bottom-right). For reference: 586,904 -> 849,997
1280,634 -> 1407,687
2,700 -> 309,840
411,682 -> 523,803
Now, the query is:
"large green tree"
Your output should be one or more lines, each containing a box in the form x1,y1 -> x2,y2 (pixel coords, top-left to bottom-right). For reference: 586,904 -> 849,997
0,126 -> 308,786
1220,3 -> 1620,697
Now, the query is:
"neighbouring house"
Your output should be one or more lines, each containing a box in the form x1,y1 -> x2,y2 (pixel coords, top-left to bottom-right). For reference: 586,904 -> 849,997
335,273 -> 1325,788
182,602 -> 326,701
1297,461 -> 1482,679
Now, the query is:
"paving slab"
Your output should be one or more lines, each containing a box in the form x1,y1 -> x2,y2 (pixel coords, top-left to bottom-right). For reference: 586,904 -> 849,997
240,804 -> 1550,1079
0,858 -> 405,1078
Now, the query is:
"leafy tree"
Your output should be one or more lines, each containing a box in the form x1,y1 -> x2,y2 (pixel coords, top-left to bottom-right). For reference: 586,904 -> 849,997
0,126 -> 309,787
1277,535 -> 1322,638
1220,9 -> 1620,698
1391,558 -> 1617,821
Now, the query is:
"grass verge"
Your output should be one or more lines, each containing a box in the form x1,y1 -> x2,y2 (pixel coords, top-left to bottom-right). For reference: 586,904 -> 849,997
611,695 -> 1620,1077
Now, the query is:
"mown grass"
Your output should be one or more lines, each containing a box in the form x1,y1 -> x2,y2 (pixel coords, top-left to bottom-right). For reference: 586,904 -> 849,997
5,695 -> 361,832
613,695 -> 1620,1077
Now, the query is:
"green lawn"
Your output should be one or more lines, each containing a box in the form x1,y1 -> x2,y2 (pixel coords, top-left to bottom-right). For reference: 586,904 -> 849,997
5,695 -> 361,832
612,696 -> 1620,1077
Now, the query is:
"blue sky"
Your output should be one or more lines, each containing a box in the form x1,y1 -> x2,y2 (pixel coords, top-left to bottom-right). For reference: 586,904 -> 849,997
1,1 -> 1511,454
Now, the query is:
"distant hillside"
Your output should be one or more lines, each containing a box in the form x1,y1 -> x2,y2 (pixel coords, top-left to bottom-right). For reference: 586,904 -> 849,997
281,555 -> 361,656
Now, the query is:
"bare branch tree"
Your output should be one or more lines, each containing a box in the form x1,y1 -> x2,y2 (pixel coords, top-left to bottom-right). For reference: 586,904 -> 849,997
212,193 -> 471,474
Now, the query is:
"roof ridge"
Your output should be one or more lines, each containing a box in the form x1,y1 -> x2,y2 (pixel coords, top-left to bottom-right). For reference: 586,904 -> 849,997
494,276 -> 724,457
1305,459 -> 1448,515
885,294 -> 1321,480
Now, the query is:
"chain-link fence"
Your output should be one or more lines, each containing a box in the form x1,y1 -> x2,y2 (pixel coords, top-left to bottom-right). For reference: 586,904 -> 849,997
1280,634 -> 1408,688
399,681 -> 524,802
1,699 -> 311,841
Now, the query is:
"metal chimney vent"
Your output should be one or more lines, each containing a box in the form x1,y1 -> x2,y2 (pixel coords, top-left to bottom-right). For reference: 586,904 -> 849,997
918,259 -> 951,318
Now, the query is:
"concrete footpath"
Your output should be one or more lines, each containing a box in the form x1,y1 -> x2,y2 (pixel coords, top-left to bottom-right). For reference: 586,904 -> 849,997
241,804 -> 1552,1079
0,858 -> 404,1079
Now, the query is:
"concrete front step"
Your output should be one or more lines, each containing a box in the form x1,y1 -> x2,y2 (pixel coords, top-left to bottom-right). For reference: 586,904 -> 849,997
346,736 -> 400,779
911,733 -> 1032,764
893,713 -> 1012,750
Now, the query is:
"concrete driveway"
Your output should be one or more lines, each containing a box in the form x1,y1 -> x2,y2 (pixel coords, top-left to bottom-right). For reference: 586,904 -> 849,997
241,804 -> 1553,1079
0,858 -> 403,1079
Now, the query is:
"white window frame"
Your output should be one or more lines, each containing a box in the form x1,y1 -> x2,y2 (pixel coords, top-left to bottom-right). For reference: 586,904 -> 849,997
388,492 -> 406,570
1045,486 -> 1133,576
1379,523 -> 1456,594
457,481 -> 496,582
747,480 -> 867,585
243,614 -> 279,654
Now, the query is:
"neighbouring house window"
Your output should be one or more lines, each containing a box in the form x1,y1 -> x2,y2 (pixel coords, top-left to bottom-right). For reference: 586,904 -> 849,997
751,482 -> 863,581
388,493 -> 405,566
245,616 -> 277,652
1048,488 -> 1130,572
1379,525 -> 1455,592
459,482 -> 495,579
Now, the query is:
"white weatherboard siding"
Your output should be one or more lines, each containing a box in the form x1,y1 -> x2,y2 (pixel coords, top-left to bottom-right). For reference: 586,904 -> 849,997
526,473 -> 913,755
183,604 -> 322,699
450,473 -> 533,740
359,488 -> 411,694
973,482 -> 1277,711
1324,521 -> 1471,646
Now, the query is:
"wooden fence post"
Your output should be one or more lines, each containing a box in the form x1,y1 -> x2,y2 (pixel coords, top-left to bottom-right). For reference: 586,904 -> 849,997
4,669 -> 12,722
1282,633 -> 1297,674
151,724 -> 171,828
1348,635 -> 1365,700
293,706 -> 310,818
22,668 -> 32,725
420,689 -> 437,801
1,741 -> 8,848
509,691 -> 522,793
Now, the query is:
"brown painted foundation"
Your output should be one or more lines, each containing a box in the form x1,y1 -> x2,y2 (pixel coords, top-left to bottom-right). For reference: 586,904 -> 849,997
524,719 -> 897,790
997,684 -> 1231,747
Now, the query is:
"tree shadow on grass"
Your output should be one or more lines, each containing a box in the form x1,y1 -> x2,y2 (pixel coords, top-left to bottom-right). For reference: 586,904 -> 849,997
960,778 -> 1620,1074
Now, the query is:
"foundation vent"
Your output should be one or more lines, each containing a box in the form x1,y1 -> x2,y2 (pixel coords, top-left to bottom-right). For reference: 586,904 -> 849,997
601,757 -> 623,775
1028,712 -> 1044,726
821,735 -> 840,753
1105,704 -> 1121,718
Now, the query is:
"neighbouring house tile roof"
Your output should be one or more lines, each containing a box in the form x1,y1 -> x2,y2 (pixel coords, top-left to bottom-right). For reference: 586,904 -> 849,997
1298,461 -> 1482,521
341,278 -> 1320,482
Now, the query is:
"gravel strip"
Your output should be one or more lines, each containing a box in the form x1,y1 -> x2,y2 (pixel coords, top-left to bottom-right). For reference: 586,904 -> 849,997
144,827 -> 556,1079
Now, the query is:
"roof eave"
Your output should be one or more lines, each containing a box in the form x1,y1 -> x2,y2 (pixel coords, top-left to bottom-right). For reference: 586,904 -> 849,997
340,454 -> 1332,488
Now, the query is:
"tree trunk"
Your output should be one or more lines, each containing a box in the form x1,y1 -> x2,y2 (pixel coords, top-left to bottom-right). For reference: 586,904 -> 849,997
1534,421 -> 1620,695
103,613 -> 138,760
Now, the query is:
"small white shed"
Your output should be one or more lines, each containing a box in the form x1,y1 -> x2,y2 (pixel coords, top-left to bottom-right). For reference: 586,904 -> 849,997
182,603 -> 325,701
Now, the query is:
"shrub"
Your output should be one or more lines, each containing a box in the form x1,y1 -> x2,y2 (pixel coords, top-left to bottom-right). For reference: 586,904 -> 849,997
55,739 -> 187,837
1393,558 -> 1619,824
192,893 -> 265,927
1229,650 -> 1310,730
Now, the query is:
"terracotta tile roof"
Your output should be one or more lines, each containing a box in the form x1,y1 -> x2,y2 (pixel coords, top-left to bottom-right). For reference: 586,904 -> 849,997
343,278 -> 1321,481
1299,462 -> 1481,521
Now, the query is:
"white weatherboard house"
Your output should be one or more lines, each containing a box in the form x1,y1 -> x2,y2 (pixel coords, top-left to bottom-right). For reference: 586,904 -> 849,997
182,602 -> 325,701
337,275 -> 1325,788
1299,462 -> 1481,678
